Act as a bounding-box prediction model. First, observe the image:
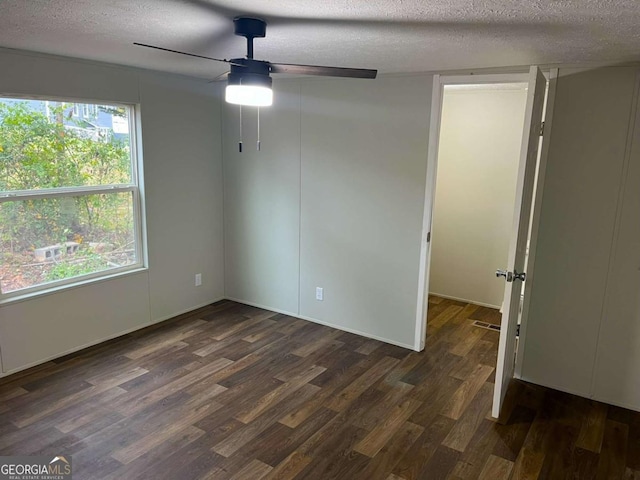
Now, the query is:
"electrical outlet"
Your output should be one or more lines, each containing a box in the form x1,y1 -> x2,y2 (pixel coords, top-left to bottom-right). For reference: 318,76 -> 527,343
315,287 -> 323,301
195,273 -> 202,287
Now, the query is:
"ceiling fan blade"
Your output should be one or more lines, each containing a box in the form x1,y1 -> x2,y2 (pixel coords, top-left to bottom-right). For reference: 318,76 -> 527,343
134,42 -> 242,66
269,62 -> 377,79
208,71 -> 230,83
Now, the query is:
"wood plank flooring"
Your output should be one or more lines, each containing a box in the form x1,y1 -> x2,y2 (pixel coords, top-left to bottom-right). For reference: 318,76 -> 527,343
1,296 -> 639,479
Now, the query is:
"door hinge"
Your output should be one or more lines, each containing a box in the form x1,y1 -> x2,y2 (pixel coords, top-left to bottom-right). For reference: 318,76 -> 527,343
516,324 -> 520,337
539,121 -> 545,136
426,232 -> 431,243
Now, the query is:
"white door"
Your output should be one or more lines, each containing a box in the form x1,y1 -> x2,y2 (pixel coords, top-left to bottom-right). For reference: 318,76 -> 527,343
492,66 -> 547,418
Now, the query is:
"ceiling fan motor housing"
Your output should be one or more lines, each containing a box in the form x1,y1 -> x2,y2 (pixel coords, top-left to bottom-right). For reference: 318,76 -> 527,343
233,17 -> 267,39
228,59 -> 272,89
234,17 -> 267,60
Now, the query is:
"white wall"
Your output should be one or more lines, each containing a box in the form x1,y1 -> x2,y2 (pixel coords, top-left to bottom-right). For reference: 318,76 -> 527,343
520,66 -> 640,401
592,89 -> 640,409
0,49 -> 224,374
429,86 -> 527,308
223,75 -> 432,348
299,76 -> 431,347
140,74 -> 225,321
223,82 -> 301,314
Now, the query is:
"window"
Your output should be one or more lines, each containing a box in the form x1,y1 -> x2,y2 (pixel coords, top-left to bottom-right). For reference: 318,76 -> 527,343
82,103 -> 97,118
0,98 -> 144,299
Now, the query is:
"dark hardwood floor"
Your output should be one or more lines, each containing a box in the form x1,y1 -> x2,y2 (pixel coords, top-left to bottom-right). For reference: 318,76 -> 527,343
0,296 -> 639,479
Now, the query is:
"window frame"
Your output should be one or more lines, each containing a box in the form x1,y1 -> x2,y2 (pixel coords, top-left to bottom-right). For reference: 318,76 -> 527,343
0,96 -> 146,302
81,103 -> 97,118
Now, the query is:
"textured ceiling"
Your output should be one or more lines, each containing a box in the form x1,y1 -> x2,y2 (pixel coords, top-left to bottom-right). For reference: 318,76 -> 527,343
0,0 -> 639,80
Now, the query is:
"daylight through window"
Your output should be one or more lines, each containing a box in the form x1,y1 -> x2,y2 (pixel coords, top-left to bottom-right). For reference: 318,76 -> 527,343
0,97 -> 144,297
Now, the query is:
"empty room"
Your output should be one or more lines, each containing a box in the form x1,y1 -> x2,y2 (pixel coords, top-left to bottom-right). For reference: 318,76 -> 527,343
0,1 -> 639,479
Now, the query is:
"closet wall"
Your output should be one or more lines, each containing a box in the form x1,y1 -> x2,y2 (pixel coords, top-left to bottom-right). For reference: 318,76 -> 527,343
591,80 -> 640,410
520,66 -> 640,410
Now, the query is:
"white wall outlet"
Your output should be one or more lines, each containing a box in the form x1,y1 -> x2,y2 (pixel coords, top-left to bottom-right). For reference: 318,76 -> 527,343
195,273 -> 202,287
315,287 -> 323,301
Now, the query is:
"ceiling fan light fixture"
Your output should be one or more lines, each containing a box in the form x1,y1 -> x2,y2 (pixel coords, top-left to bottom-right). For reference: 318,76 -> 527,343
226,84 -> 273,107
226,67 -> 273,107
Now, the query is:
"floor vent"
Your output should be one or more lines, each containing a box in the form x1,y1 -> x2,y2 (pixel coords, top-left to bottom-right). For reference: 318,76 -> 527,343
472,320 -> 501,332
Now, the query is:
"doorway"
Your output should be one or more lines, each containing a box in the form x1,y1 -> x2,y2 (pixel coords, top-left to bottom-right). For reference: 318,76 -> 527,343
428,82 -> 529,312
414,68 -> 553,418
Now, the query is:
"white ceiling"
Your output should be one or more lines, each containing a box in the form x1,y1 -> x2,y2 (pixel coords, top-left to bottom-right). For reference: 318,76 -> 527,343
1,0 -> 639,80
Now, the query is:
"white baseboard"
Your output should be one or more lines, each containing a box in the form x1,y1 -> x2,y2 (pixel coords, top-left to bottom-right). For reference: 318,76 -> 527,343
295,313 -> 415,351
517,374 -> 640,414
0,320 -> 155,378
1,295 -> 415,379
223,297 -> 299,318
0,296 -> 225,378
429,292 -> 501,310
590,395 -> 640,413
151,297 -> 226,324
225,297 -> 415,351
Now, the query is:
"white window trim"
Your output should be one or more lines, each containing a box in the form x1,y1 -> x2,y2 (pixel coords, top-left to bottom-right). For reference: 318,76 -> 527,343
0,184 -> 135,200
81,103 -> 96,117
0,99 -> 146,302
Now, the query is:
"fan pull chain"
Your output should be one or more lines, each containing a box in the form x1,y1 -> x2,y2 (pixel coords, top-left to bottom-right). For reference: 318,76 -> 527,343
238,105 -> 243,153
257,107 -> 261,151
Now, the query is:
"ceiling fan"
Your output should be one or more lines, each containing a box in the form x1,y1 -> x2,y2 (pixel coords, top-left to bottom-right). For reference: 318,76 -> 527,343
135,16 -> 378,107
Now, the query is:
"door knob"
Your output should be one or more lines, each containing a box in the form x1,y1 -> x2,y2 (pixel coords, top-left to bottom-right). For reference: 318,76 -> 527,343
496,269 -> 526,283
513,270 -> 526,282
496,270 -> 514,282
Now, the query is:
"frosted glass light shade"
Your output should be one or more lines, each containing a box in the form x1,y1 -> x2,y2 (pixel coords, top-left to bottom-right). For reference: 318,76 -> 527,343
225,85 -> 273,107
